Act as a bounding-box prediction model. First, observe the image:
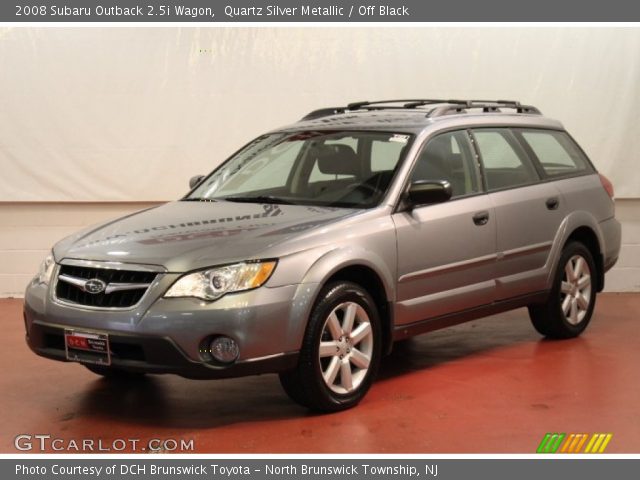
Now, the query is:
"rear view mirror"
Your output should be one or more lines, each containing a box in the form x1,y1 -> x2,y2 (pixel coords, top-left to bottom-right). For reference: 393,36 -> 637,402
407,180 -> 452,207
189,175 -> 205,189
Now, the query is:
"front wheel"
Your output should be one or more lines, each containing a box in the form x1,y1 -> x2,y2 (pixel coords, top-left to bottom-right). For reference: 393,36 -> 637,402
529,241 -> 597,339
279,281 -> 382,412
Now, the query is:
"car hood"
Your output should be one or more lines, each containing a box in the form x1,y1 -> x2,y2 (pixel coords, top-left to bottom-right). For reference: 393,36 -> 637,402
53,201 -> 359,272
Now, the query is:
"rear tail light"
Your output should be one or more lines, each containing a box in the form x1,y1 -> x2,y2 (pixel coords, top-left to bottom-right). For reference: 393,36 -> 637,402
599,173 -> 615,200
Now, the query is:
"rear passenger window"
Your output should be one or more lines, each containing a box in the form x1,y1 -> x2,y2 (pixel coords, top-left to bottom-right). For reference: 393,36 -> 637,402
518,130 -> 591,177
473,129 -> 539,191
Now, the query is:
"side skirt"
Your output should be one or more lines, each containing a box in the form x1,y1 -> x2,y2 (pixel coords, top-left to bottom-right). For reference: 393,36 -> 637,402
392,290 -> 549,341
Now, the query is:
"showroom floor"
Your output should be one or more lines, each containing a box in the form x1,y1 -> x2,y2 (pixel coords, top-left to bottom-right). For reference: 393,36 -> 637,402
2,294 -> 638,453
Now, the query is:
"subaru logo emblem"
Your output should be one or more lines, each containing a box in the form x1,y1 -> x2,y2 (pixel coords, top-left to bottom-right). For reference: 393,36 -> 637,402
84,278 -> 106,294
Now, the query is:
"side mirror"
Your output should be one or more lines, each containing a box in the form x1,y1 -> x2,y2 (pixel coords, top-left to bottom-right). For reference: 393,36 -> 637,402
189,175 -> 205,189
407,180 -> 452,207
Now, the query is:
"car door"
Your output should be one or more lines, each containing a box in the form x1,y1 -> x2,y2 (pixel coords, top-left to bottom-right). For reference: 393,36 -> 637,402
471,128 -> 566,300
393,130 -> 497,326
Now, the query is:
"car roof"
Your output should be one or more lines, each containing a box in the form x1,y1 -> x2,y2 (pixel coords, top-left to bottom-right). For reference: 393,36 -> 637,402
274,99 -> 564,135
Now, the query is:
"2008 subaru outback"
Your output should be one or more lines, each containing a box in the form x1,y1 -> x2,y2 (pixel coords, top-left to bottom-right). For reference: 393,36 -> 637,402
24,99 -> 621,412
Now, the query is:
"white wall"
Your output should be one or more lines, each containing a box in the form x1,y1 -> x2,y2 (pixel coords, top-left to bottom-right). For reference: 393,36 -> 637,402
606,200 -> 640,291
0,203 -> 157,296
1,27 -> 640,201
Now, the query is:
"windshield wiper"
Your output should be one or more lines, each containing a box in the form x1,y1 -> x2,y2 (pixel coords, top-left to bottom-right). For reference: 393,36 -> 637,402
181,198 -> 217,202
221,195 -> 295,205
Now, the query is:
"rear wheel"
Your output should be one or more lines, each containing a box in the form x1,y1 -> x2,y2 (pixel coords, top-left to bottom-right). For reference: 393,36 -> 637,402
529,241 -> 597,338
279,281 -> 381,412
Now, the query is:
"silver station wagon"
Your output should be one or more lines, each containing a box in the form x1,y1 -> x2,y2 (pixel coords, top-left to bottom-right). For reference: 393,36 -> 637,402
24,99 -> 621,411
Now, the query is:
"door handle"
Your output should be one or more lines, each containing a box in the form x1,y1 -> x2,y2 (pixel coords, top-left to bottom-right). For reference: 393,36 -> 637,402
473,211 -> 490,226
546,197 -> 559,210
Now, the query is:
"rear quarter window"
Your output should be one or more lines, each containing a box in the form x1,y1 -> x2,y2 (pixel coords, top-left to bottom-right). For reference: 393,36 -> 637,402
517,130 -> 592,177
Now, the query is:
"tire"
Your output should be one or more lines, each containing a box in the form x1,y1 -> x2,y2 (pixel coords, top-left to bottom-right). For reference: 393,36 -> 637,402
84,364 -> 146,381
279,281 -> 382,412
528,241 -> 597,339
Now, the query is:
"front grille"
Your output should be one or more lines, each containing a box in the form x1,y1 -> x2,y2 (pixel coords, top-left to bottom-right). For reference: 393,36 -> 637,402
55,265 -> 157,308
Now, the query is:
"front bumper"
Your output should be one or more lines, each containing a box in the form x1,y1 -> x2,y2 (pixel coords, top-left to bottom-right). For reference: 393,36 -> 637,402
23,275 -> 316,379
25,320 -> 298,379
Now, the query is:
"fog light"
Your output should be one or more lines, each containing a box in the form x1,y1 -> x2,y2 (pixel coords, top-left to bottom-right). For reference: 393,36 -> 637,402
210,336 -> 240,364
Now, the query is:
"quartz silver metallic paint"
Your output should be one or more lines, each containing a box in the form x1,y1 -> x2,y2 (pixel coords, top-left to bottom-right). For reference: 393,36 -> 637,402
23,108 -> 621,381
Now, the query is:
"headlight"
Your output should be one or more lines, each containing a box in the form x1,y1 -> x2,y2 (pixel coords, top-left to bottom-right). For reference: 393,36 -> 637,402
164,261 -> 276,301
37,252 -> 56,285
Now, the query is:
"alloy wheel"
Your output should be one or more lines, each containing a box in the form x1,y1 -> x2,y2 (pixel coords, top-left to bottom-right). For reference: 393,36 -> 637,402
560,254 -> 592,325
318,301 -> 374,394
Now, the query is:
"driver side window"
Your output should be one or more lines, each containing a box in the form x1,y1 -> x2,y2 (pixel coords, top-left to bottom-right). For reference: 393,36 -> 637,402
411,131 -> 480,198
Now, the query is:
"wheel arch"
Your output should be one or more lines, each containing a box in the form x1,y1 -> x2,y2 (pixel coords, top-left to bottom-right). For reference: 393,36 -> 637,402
300,249 -> 396,356
547,212 -> 606,292
564,226 -> 605,292
322,265 -> 394,356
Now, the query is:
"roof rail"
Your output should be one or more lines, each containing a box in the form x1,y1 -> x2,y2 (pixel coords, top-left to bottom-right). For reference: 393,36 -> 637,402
345,99 -> 456,110
300,99 -> 541,121
427,100 -> 541,116
300,107 -> 347,121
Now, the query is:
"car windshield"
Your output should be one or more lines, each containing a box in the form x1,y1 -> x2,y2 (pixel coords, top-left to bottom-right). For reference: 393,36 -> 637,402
186,131 -> 413,208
